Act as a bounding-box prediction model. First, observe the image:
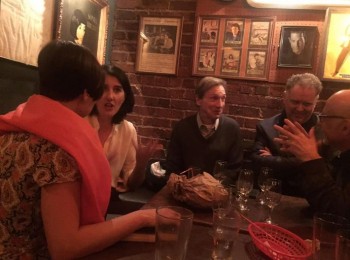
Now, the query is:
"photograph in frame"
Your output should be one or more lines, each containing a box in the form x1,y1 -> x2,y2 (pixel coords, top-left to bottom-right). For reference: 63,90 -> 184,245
320,8 -> 350,82
249,20 -> 270,47
278,26 -> 317,68
56,0 -> 109,64
200,18 -> 220,44
197,47 -> 217,72
136,16 -> 183,75
223,19 -> 244,46
221,48 -> 241,75
246,50 -> 266,77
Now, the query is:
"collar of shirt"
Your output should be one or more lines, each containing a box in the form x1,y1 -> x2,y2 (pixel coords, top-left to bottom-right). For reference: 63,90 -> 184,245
197,114 -> 219,138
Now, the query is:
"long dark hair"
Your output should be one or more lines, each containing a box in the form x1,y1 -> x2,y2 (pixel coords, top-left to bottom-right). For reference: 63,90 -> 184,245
90,65 -> 135,124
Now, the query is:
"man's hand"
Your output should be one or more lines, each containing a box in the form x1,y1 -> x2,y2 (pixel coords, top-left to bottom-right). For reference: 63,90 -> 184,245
273,119 -> 321,162
259,147 -> 272,157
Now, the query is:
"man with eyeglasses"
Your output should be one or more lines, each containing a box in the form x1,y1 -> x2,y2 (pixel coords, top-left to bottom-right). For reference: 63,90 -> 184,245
274,90 -> 350,218
251,73 -> 323,196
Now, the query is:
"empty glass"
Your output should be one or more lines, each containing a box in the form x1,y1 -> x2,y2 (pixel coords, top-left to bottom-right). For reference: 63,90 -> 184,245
256,167 -> 273,205
236,169 -> 254,211
213,160 -> 228,183
264,178 -> 282,224
212,207 -> 241,260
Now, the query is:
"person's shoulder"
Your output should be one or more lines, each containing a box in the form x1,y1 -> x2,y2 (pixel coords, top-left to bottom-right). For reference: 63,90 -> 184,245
114,120 -> 137,135
220,115 -> 240,127
175,114 -> 196,126
258,113 -> 281,126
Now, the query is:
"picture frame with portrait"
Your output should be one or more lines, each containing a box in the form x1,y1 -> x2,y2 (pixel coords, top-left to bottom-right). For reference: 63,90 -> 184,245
320,8 -> 350,82
223,19 -> 244,46
220,48 -> 241,75
55,0 -> 109,64
245,50 -> 267,77
200,18 -> 220,45
135,16 -> 183,75
278,26 -> 317,68
249,20 -> 271,47
197,47 -> 217,73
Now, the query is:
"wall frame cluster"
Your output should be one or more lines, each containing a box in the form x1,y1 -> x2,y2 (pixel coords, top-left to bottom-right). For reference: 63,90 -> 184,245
193,16 -> 275,81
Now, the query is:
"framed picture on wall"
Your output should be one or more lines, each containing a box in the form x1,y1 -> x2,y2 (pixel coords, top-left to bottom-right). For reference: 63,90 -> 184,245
249,20 -> 271,47
56,0 -> 109,64
135,16 -> 183,75
197,47 -> 217,72
200,18 -> 220,44
320,8 -> 350,82
245,50 -> 267,77
220,48 -> 241,75
223,19 -> 244,46
278,26 -> 317,68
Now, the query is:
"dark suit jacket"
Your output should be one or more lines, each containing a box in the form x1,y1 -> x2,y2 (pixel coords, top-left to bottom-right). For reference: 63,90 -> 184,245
251,111 -> 318,196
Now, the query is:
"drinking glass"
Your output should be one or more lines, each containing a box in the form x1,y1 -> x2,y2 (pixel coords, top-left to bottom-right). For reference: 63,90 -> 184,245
236,169 -> 254,211
212,207 -> 241,260
213,160 -> 228,183
256,167 -> 273,205
155,206 -> 193,260
265,178 -> 282,224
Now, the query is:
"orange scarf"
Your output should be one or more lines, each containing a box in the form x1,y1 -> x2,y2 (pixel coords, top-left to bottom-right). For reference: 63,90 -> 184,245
0,95 -> 111,224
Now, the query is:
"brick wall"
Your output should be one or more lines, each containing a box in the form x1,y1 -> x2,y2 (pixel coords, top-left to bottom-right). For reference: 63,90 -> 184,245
112,0 -> 345,156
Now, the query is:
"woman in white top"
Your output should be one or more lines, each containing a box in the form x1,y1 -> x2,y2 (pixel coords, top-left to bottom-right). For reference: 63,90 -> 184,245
87,65 -> 152,194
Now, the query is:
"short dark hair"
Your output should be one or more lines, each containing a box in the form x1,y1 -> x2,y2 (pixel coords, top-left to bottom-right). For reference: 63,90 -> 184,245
195,77 -> 227,99
70,9 -> 87,39
38,40 -> 104,101
90,65 -> 135,124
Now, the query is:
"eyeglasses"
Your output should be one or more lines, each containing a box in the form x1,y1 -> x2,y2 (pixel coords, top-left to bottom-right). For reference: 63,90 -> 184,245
316,113 -> 350,122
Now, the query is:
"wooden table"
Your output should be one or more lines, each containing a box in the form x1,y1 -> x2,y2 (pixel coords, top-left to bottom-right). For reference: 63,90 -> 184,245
82,186 -> 313,259
142,186 -> 313,236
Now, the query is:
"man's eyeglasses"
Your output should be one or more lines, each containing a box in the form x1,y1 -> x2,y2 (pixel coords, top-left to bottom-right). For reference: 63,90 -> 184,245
316,113 -> 350,122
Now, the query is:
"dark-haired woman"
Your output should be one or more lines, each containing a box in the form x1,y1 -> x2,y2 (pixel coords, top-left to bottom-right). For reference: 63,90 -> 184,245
87,65 -> 159,194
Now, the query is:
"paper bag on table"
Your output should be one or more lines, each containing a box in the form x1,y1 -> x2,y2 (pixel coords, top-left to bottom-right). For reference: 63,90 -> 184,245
166,172 -> 227,209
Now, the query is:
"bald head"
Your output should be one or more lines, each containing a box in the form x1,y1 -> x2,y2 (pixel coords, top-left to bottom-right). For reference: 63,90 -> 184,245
323,90 -> 350,118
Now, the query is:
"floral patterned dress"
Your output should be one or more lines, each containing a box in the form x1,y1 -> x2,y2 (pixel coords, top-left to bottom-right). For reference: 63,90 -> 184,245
0,132 -> 81,259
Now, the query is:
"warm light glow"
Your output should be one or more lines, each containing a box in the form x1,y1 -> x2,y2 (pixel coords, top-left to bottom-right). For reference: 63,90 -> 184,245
247,0 -> 350,9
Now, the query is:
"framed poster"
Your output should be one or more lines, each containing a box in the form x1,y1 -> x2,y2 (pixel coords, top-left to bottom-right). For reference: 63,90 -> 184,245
56,0 -> 109,64
223,19 -> 244,46
136,16 -> 183,75
245,50 -> 267,77
278,26 -> 317,68
249,20 -> 271,47
200,18 -> 220,45
0,0 -> 55,66
320,8 -> 350,82
220,48 -> 241,75
197,47 -> 217,73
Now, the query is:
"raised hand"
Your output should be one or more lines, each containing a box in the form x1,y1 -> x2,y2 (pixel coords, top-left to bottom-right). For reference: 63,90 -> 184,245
273,119 -> 321,162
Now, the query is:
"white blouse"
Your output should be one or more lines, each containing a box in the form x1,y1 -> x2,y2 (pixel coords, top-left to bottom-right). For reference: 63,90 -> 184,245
87,116 -> 138,192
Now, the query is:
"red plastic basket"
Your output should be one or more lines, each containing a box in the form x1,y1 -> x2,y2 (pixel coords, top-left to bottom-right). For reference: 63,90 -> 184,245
248,222 -> 312,260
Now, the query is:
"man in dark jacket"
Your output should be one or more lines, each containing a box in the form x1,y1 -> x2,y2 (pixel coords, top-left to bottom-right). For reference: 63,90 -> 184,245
251,73 -> 323,196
